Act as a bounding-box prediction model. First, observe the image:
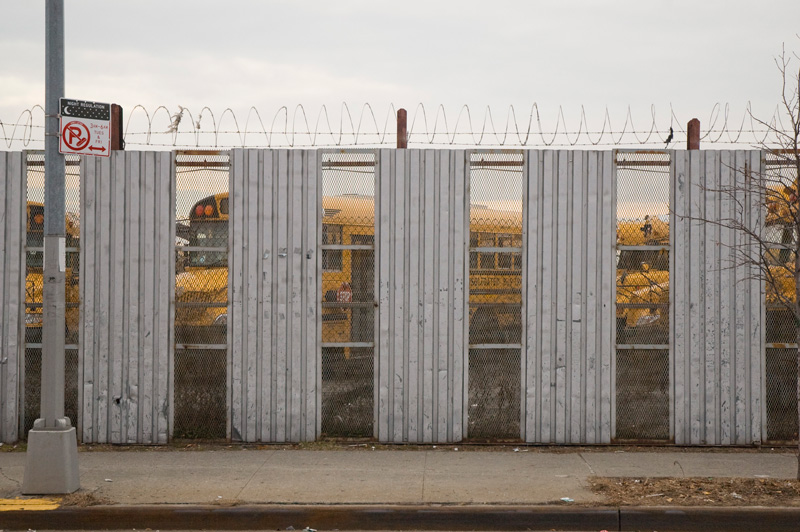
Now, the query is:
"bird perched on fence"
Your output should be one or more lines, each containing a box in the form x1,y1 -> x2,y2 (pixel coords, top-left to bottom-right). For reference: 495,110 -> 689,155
665,126 -> 674,146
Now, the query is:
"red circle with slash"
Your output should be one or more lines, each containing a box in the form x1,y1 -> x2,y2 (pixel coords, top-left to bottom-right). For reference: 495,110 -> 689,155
62,121 -> 91,151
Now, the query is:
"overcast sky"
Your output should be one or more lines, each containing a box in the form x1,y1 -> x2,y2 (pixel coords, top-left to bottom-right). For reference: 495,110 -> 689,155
2,0 -> 799,148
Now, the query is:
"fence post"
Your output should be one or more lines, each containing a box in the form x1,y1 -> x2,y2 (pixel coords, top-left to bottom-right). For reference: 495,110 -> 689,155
110,104 -> 124,150
397,108 -> 407,149
687,118 -> 700,150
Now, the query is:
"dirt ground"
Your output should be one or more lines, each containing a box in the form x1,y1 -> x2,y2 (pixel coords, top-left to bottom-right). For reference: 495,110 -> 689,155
589,476 -> 800,506
60,491 -> 113,507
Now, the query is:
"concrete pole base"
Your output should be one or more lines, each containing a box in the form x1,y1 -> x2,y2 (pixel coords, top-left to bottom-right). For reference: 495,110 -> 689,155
22,426 -> 80,494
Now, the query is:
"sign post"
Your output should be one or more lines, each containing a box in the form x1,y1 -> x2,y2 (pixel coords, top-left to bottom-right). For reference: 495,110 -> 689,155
22,0 -> 80,495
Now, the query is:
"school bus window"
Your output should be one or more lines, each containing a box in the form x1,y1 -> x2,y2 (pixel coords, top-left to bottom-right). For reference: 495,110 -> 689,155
512,234 -> 522,270
497,234 -> 513,269
188,220 -> 228,267
479,233 -> 495,270
26,231 -> 44,268
322,224 -> 343,272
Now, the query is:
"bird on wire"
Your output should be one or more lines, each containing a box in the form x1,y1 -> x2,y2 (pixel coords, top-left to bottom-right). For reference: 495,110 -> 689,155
665,126 -> 674,146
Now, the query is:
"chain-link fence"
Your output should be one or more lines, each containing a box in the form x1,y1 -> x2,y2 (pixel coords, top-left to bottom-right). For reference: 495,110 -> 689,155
615,151 -> 671,441
467,152 -> 523,440
319,152 -> 376,438
763,152 -> 799,442
23,152 -> 80,436
174,151 -> 230,439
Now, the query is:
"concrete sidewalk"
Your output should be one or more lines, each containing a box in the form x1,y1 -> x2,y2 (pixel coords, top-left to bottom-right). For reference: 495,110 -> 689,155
0,446 -> 798,530
0,447 -> 796,505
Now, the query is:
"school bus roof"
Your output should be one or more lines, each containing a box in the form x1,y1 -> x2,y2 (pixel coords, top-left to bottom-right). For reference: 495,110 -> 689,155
202,193 -> 523,232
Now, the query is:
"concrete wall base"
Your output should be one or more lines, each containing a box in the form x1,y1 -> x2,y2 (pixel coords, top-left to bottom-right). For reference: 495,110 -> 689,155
22,427 -> 80,494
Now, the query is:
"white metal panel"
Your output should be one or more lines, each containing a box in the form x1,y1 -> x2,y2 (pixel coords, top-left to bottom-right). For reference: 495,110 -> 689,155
392,151 -> 405,442
421,151 -> 436,442
523,151 -> 540,442
156,153 -> 172,444
747,150 -> 764,446
407,150 -> 421,441
452,151 -> 467,441
435,152 -> 451,442
0,152 -> 24,443
260,149 -> 275,442
671,150 -> 764,445
229,149 -> 319,443
718,151 -> 734,445
570,151 -> 585,443
304,151 -> 319,440
555,151 -> 569,443
540,150 -> 555,441
600,151 -> 615,443
584,152 -> 599,443
523,150 -> 616,444
109,155 -> 125,443
126,153 -> 142,443
374,150 -> 469,443
80,152 -> 172,444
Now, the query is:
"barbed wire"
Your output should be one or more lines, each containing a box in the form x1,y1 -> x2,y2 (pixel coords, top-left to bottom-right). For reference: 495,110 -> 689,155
0,103 -> 792,150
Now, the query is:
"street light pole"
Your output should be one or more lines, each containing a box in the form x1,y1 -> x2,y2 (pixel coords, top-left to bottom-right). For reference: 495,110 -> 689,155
22,0 -> 80,494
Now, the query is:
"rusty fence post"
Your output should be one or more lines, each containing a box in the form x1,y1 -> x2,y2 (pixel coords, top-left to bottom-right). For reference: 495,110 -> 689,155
397,108 -> 407,149
687,118 -> 700,150
111,103 -> 124,150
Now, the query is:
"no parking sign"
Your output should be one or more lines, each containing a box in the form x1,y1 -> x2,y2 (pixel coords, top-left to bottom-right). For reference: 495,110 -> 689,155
59,98 -> 111,157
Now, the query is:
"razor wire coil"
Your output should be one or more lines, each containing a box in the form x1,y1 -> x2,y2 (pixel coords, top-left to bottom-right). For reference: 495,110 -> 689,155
1,103 -> 794,149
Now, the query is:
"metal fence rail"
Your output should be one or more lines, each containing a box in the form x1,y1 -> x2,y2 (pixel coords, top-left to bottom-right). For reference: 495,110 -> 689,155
0,148 -> 796,445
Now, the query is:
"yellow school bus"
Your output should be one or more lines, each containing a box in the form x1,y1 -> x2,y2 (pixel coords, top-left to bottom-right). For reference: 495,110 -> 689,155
764,184 -> 798,343
25,202 -> 81,344
468,204 -> 523,344
616,216 -> 670,344
175,193 -> 525,347
175,193 -> 230,344
615,185 -> 800,345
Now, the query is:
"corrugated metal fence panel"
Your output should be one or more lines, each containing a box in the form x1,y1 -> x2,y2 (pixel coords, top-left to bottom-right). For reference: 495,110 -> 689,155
376,150 -> 468,442
523,151 -> 616,443
81,152 -> 173,444
229,149 -> 319,442
0,152 -> 25,443
672,150 -> 764,445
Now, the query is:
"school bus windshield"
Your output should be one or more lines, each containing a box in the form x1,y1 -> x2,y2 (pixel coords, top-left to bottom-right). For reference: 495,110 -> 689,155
188,220 -> 228,267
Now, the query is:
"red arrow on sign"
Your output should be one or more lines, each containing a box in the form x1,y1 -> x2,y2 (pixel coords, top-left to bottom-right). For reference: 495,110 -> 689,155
88,146 -> 107,152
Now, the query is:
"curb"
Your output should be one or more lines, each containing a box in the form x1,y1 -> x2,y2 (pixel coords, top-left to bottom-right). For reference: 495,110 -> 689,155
619,506 -> 800,531
0,504 -> 798,531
